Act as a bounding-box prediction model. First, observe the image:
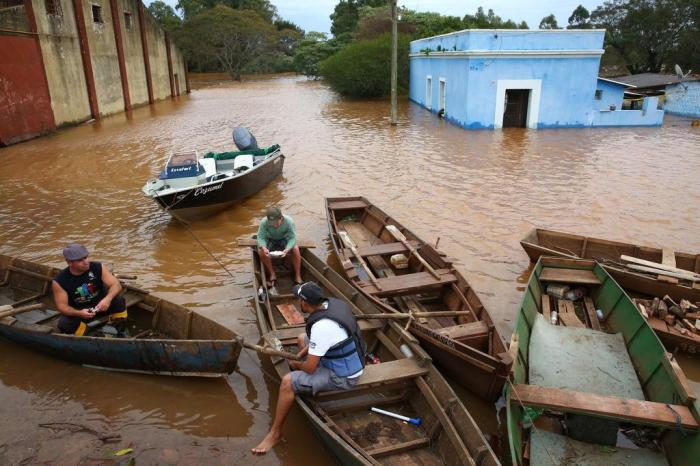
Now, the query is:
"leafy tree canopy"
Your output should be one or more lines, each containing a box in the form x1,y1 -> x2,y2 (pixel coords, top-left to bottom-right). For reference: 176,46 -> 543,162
330,0 -> 387,37
567,5 -> 592,28
319,33 -> 411,97
175,0 -> 276,21
177,5 -> 276,79
591,0 -> 699,74
148,1 -> 182,32
539,14 -> 560,29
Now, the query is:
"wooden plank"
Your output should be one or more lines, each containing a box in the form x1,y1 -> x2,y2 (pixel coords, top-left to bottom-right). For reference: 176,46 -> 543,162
621,255 -> 700,279
557,300 -> 585,328
415,377 -> 475,466
360,270 -> 457,297
347,241 -> 419,258
366,437 -> 430,458
316,359 -> 428,397
540,267 -> 602,285
627,264 -> 699,282
541,295 -> 551,321
276,303 -> 305,326
661,353 -> 696,403
583,297 -> 602,331
437,321 -> 488,340
236,238 -> 316,248
327,200 -> 368,211
662,248 -> 677,268
511,384 -> 699,431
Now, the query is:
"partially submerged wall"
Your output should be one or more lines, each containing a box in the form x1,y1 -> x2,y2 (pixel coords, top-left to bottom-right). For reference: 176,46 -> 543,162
0,0 -> 188,145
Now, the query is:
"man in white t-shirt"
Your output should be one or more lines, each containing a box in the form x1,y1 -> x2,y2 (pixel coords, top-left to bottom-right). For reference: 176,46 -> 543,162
252,281 -> 365,455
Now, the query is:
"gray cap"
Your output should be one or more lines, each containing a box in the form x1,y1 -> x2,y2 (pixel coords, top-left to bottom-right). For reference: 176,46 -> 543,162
63,243 -> 89,261
266,207 -> 282,221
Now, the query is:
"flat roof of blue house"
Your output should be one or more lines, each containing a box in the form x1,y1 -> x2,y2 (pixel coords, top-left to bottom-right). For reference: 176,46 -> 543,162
410,29 -> 606,55
598,77 -> 634,88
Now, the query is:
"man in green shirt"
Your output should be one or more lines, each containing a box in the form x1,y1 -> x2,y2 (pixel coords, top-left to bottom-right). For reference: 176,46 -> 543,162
257,207 -> 302,286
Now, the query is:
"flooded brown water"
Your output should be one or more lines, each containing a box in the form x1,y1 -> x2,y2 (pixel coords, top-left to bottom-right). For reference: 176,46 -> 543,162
0,74 -> 699,464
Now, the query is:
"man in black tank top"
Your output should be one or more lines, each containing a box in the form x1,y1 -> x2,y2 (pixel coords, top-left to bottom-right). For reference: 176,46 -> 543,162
52,244 -> 127,336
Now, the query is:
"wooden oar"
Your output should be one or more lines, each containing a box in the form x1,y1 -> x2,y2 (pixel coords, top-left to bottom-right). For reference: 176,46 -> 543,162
356,311 -> 470,320
385,225 -> 440,279
620,255 -> 700,280
339,231 -> 382,290
0,303 -> 45,320
242,341 -> 302,361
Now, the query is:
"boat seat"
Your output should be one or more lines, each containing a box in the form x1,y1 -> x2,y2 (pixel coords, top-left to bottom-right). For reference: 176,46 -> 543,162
200,158 -> 217,178
315,358 -> 429,399
437,321 -> 489,346
233,154 -> 254,172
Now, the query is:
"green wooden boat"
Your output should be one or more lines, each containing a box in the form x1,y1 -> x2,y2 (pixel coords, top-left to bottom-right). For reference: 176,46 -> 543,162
506,257 -> 700,466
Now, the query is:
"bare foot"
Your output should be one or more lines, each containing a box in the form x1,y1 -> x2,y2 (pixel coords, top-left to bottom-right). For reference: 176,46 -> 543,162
251,430 -> 282,455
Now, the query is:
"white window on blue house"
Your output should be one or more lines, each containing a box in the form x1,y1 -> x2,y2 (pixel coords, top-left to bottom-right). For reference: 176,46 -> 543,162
439,78 -> 446,115
595,90 -> 603,100
426,76 -> 432,109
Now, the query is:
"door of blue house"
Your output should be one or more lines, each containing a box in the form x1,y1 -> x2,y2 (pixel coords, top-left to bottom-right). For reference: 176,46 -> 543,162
503,89 -> 529,127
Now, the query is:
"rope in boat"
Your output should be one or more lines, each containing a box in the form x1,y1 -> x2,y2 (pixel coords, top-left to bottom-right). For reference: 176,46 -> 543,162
506,379 -> 559,466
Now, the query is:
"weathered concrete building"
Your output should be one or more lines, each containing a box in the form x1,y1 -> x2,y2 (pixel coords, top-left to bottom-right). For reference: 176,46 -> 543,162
0,0 -> 189,146
409,29 -> 664,129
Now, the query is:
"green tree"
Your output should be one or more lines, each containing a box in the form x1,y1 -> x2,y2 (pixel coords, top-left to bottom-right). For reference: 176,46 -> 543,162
319,33 -> 410,97
567,5 -> 592,28
330,0 -> 387,37
463,7 -> 523,29
293,32 -> 341,78
539,14 -> 560,29
175,0 -> 276,21
178,6 -> 276,79
518,20 -> 529,29
591,0 -> 698,73
147,1 -> 182,32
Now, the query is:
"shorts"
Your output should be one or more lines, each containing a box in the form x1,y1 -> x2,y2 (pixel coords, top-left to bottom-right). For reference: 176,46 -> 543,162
58,295 -> 127,335
291,334 -> 360,395
267,239 -> 287,252
290,366 -> 359,396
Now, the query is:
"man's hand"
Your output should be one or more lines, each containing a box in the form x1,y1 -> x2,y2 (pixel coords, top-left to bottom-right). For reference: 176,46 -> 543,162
260,246 -> 270,257
95,297 -> 112,312
79,309 -> 96,319
281,248 -> 289,258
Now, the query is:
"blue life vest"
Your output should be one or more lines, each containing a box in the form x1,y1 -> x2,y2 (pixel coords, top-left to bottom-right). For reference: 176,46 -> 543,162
305,298 -> 366,377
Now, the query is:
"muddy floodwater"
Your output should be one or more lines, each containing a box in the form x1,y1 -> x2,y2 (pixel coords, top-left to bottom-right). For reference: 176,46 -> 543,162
0,75 -> 699,464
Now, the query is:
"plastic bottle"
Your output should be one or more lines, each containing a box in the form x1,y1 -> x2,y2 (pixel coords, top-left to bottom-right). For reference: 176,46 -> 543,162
400,344 -> 414,358
596,309 -> 605,321
550,311 -> 558,325
546,284 -> 570,299
257,286 -> 267,303
564,288 -> 586,301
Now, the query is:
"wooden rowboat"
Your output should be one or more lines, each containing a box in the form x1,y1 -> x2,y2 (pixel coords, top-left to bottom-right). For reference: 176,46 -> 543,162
250,244 -> 500,466
0,254 -> 242,376
325,196 -> 512,402
520,228 -> 700,303
521,228 -> 700,354
506,256 -> 700,466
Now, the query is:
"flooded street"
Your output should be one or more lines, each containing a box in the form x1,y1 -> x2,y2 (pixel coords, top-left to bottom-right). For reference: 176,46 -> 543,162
0,75 -> 699,464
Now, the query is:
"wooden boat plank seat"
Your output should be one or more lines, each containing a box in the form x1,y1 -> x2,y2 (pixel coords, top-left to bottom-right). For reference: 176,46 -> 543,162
327,200 -> 369,211
316,358 -> 428,398
437,321 -> 488,340
539,267 -> 602,285
124,292 -> 144,309
512,384 -> 699,431
343,240 -> 420,258
15,309 -> 59,325
359,270 -> 457,297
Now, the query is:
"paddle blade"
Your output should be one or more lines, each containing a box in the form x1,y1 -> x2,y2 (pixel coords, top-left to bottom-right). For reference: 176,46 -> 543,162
339,230 -> 357,249
385,224 -> 407,241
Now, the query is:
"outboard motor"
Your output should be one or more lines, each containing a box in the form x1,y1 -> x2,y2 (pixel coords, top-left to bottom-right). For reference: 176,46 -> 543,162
232,126 -> 258,151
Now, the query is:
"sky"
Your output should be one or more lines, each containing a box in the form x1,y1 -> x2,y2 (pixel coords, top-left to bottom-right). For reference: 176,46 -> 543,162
148,0 -> 605,34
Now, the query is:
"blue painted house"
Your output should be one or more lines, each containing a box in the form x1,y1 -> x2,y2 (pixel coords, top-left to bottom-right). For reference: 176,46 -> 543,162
409,29 -> 664,129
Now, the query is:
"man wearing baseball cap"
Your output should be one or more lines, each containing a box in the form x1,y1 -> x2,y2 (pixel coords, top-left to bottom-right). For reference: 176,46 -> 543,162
52,244 -> 127,336
252,281 -> 366,455
256,206 -> 302,287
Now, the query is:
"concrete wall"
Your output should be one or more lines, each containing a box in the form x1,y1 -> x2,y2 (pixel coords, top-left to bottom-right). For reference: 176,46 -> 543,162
409,29 -> 664,129
0,0 -> 188,144
117,0 -> 148,106
664,81 -> 700,118
592,96 -> 664,126
33,0 -> 92,125
594,79 -> 625,111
